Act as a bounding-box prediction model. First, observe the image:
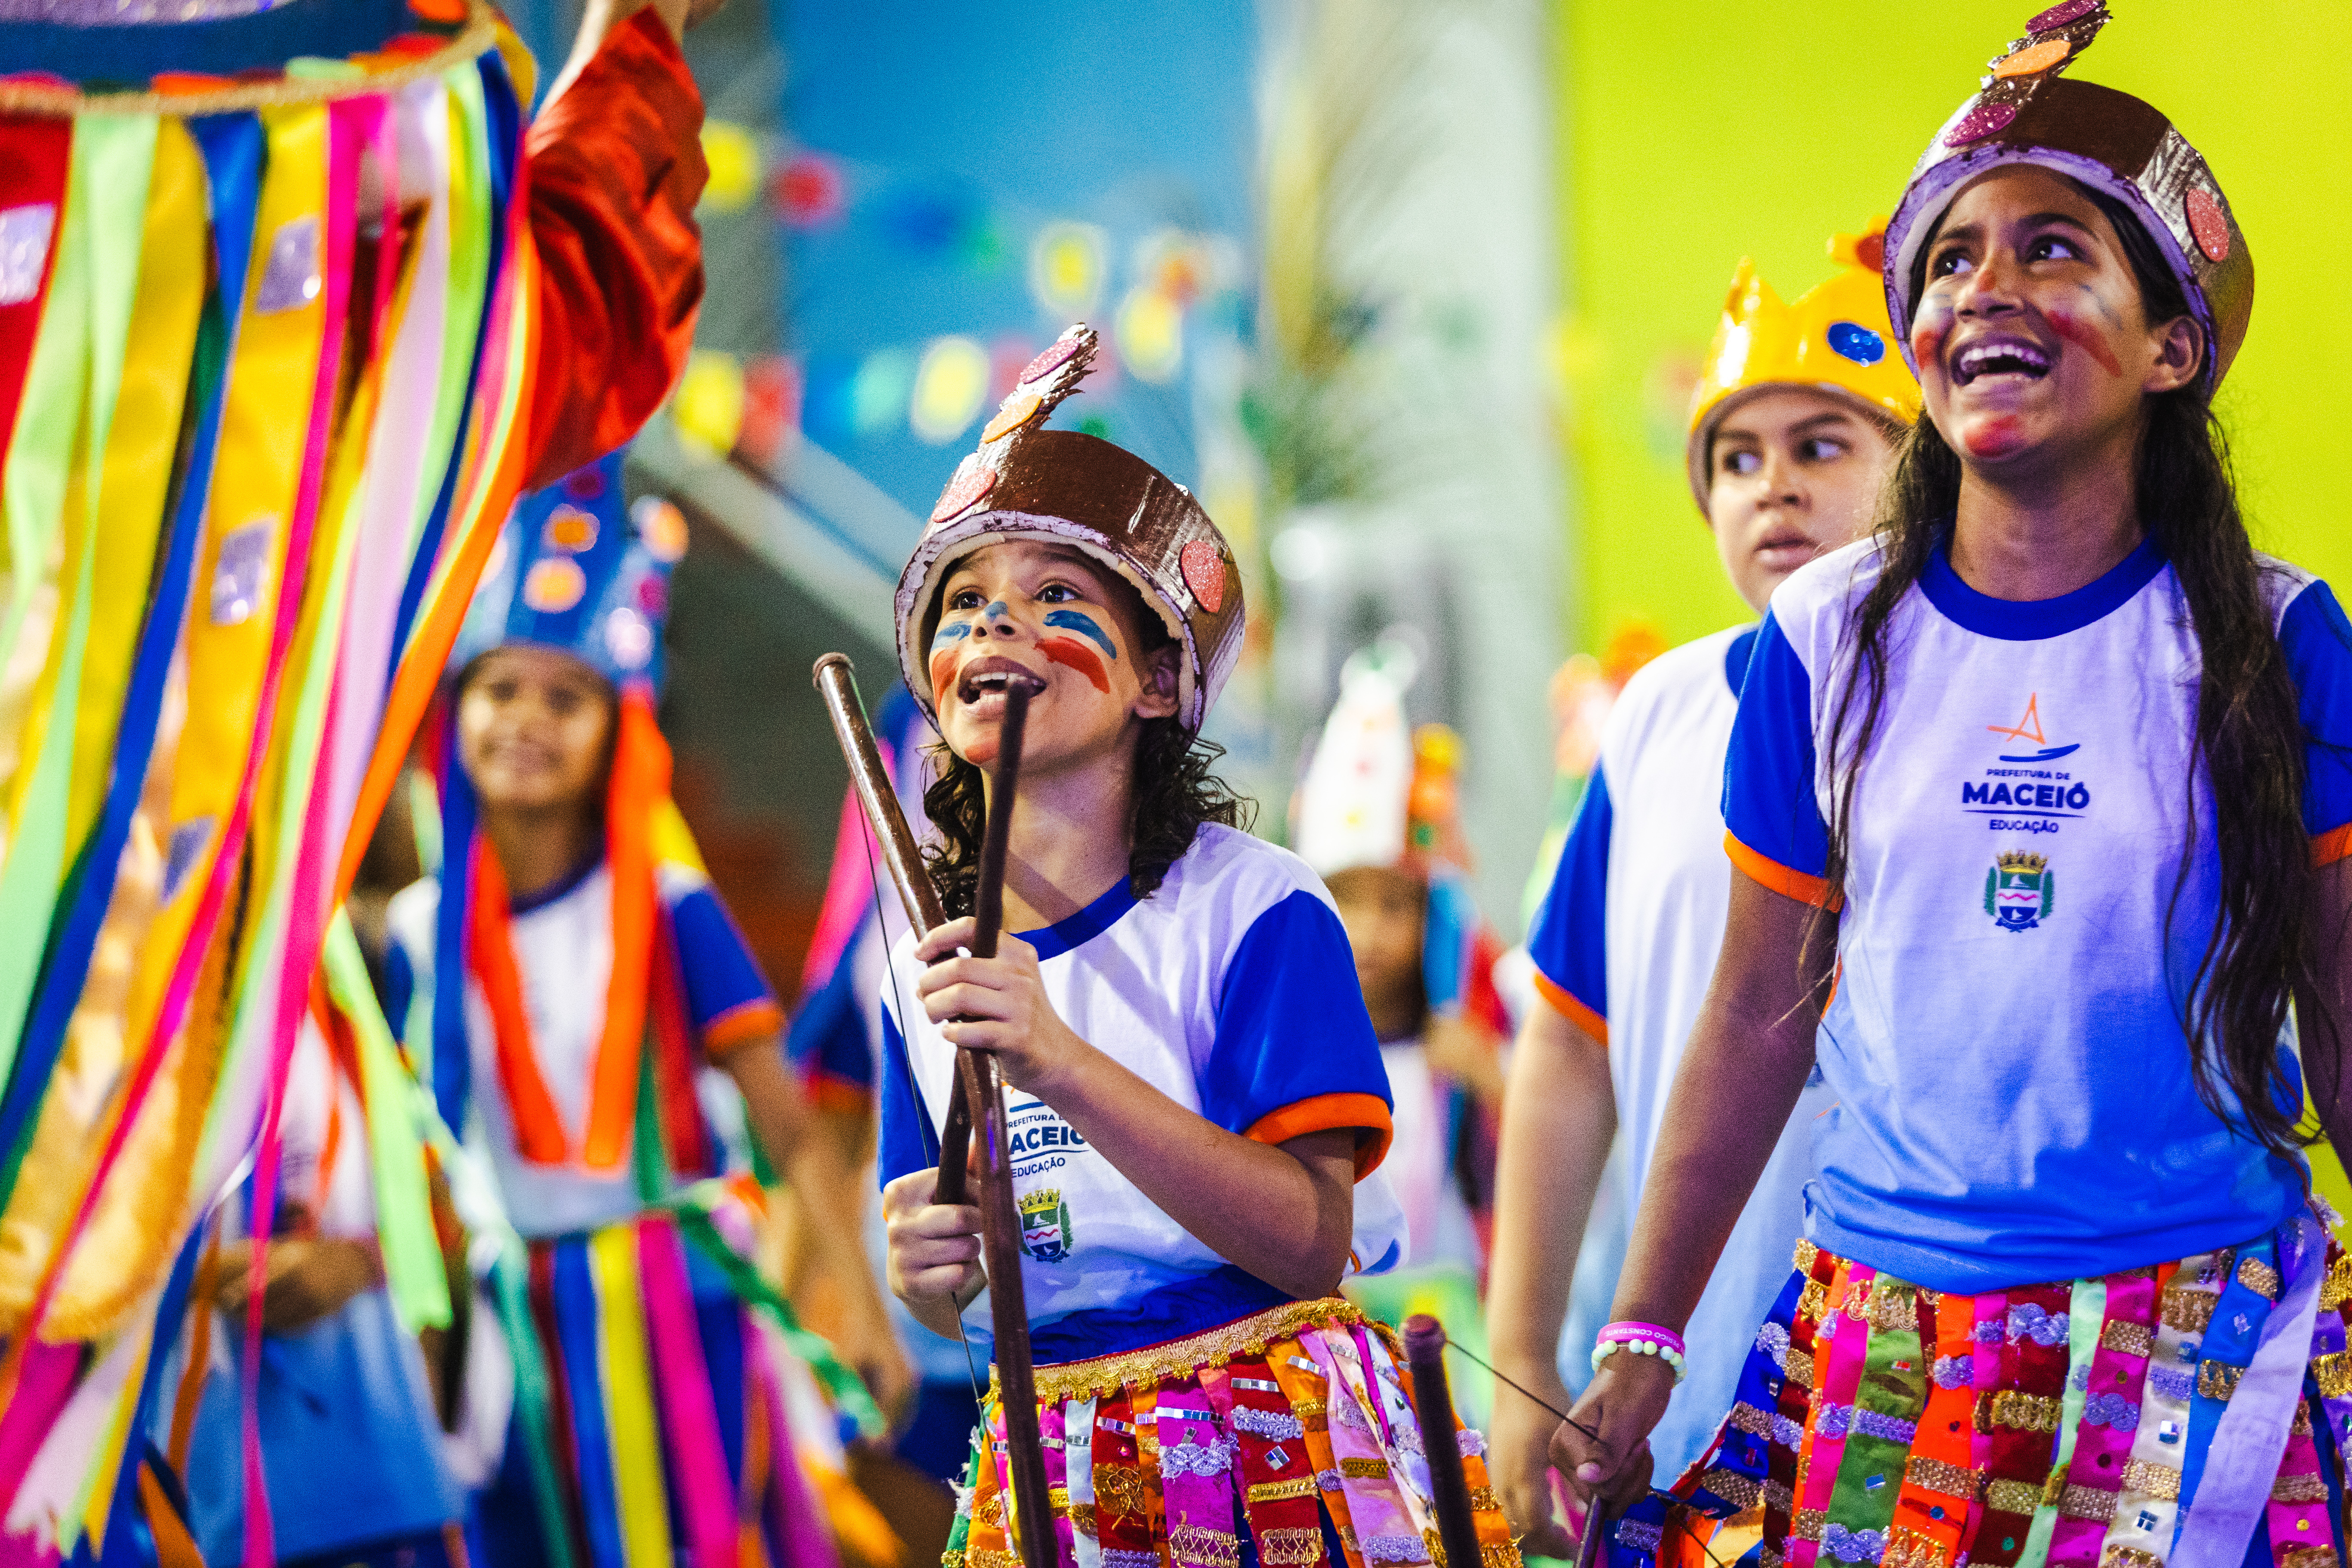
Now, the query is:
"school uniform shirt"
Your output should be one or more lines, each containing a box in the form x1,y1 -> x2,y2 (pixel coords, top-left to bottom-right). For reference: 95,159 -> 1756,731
878,824 -> 1403,1364
1726,533 -> 2352,1292
1378,1038 -> 1483,1274
386,858 -> 783,1240
1527,623 -> 1829,1475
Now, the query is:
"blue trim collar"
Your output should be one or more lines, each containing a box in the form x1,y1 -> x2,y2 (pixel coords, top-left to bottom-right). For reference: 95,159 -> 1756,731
509,854 -> 603,917
1018,873 -> 1140,961
1919,531 -> 2167,641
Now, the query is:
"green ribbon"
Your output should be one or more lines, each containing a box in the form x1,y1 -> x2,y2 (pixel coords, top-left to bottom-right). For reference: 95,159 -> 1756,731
490,1253 -> 582,1568
1825,1277 -> 1928,1540
661,1181 -> 885,1439
2018,1278 -> 2106,1568
405,65 -> 496,570
321,912 -> 450,1332
0,116 -> 156,1081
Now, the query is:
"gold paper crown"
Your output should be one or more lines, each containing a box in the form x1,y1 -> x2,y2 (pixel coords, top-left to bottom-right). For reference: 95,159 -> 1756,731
1996,851 -> 2049,874
1017,1188 -> 1063,1213
1685,221 -> 1924,510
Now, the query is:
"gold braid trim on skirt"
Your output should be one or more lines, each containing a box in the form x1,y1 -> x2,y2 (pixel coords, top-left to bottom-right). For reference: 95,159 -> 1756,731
988,1296 -> 1396,1404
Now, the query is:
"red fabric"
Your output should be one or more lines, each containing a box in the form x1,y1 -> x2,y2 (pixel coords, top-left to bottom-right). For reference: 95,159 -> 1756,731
0,117 -> 70,462
522,7 -> 706,489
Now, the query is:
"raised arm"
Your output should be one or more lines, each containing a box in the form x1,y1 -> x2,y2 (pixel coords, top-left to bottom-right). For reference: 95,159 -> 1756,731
1486,998 -> 1617,1556
1551,869 -> 1832,1510
522,2 -> 708,488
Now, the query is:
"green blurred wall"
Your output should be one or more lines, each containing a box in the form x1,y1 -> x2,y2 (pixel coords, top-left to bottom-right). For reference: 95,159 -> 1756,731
1557,1 -> 2352,653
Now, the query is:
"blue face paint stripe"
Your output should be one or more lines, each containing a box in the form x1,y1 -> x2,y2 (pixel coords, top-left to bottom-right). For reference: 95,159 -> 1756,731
984,600 -> 1009,619
1043,609 -> 1118,660
930,622 -> 970,650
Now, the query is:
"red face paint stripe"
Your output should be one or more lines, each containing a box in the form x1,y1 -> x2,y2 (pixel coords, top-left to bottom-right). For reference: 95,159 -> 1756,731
929,648 -> 960,700
2046,311 -> 2122,377
1039,636 -> 1110,693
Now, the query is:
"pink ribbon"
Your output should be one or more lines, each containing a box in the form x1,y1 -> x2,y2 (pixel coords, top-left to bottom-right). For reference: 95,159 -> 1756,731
637,1215 -> 736,1568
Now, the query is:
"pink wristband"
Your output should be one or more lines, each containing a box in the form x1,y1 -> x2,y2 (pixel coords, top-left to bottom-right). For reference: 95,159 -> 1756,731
1597,1321 -> 1686,1357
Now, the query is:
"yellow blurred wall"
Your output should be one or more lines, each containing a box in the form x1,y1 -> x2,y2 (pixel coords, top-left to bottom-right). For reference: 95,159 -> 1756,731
1556,0 -> 2352,652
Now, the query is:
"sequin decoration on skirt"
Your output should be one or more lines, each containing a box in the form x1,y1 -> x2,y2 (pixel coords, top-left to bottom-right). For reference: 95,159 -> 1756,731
1608,1206 -> 2352,1568
943,1297 -> 1523,1568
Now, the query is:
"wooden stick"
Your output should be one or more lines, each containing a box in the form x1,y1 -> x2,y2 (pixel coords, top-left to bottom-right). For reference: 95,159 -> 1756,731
808,654 -> 1053,1568
1403,1314 -> 1487,1568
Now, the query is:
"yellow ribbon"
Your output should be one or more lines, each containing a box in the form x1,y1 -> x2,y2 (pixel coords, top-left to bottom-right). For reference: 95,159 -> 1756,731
110,104 -> 329,1106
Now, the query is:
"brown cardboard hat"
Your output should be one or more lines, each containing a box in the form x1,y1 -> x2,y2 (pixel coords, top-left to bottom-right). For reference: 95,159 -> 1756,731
1883,0 -> 2252,394
895,325 -> 1244,732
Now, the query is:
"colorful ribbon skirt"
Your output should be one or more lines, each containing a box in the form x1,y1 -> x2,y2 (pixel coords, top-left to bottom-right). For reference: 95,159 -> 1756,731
947,1297 -> 1522,1568
478,1209 -> 848,1568
1614,1213 -> 2352,1568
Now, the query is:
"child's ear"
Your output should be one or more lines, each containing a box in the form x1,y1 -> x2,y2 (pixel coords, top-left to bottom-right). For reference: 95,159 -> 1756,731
1133,643 -> 1182,721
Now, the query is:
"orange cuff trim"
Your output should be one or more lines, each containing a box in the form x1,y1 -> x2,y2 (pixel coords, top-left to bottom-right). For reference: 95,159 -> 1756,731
1531,971 -> 1608,1047
1725,831 -> 1843,911
1246,1091 -> 1394,1179
2314,824 -> 2352,869
808,1075 -> 873,1117
701,998 -> 785,1057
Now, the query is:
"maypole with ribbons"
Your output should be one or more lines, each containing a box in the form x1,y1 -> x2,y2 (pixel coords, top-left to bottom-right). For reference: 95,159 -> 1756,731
0,0 -> 554,1550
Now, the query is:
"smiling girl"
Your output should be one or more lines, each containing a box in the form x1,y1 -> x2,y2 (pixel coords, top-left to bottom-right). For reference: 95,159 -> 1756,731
878,327 -> 1519,1568
1550,11 -> 2352,1568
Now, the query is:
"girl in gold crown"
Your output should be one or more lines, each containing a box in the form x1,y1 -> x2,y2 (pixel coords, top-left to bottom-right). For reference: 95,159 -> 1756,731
1554,9 -> 2352,1568
1486,225 -> 1917,1554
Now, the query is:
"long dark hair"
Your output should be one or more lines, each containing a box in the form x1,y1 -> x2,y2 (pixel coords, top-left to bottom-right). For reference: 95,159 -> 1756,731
1822,183 -> 2317,1155
920,585 -> 1254,918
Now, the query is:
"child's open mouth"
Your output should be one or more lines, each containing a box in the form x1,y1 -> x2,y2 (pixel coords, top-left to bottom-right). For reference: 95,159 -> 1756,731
956,656 -> 1045,707
1951,333 -> 2054,386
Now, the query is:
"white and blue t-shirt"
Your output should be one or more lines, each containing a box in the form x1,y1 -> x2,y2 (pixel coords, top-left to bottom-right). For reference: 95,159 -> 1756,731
1527,624 -> 1829,1473
878,824 -> 1402,1363
1725,533 -> 2352,1292
386,858 -> 783,1239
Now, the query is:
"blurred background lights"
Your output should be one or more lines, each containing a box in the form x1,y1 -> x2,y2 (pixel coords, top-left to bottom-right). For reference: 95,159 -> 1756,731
771,150 -> 846,227
910,336 -> 991,444
1029,220 -> 1108,320
850,348 -> 916,438
699,120 -> 762,214
672,349 -> 747,457
1115,285 -> 1184,384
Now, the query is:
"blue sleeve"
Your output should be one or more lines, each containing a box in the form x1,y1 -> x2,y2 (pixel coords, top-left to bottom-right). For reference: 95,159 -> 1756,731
1721,606 -> 1831,886
383,939 -> 416,1047
1199,891 -> 1393,1165
1526,767 -> 1611,1030
2280,580 -> 2352,842
785,944 -> 876,1092
668,882 -> 784,1048
876,1006 -> 939,1188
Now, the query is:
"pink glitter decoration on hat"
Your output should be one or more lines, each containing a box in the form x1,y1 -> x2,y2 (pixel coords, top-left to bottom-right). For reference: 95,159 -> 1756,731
1180,540 -> 1226,614
930,461 -> 995,524
1019,336 -> 1085,387
2186,188 -> 2231,263
2026,0 -> 2098,29
1944,99 -> 2018,147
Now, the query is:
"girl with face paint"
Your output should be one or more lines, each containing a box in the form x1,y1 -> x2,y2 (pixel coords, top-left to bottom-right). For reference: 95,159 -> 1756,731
878,327 -> 1520,1567
1548,13 -> 2352,1568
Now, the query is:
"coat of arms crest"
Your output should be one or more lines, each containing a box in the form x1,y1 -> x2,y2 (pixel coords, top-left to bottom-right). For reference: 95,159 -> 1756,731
1017,1187 -> 1072,1262
1984,851 -> 2054,932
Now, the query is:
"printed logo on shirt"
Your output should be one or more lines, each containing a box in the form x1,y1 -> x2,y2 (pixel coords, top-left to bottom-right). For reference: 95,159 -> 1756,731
1017,1186 -> 1073,1262
1984,851 -> 2054,931
1005,1097 -> 1091,1181
1960,694 -> 2089,834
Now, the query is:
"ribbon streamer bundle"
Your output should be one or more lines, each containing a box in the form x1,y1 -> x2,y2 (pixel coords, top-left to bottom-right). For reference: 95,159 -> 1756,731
0,0 -> 553,1553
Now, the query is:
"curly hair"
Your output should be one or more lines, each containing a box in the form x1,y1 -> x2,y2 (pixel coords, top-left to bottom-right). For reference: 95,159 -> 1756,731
919,576 -> 1253,918
1819,180 -> 2319,1155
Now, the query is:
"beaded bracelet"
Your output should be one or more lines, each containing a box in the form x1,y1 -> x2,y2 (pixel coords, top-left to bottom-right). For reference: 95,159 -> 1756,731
1591,1320 -> 1687,1384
